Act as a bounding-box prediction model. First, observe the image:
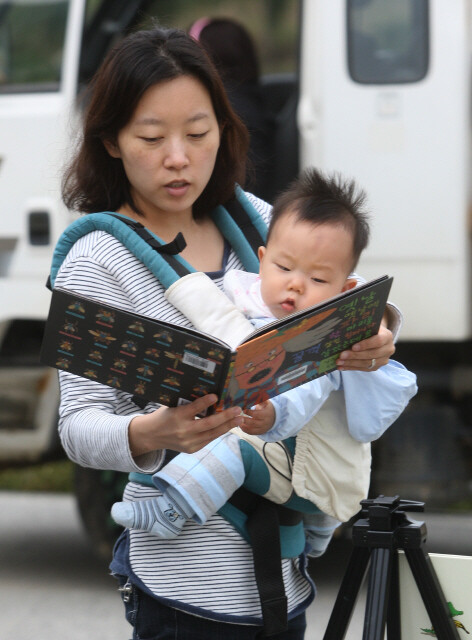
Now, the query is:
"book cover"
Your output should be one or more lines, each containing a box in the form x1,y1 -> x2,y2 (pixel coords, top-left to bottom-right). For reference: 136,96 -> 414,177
40,289 -> 233,408
41,275 -> 392,411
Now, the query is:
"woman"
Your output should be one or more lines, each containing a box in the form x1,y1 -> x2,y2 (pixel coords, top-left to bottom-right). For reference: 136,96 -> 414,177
57,26 -> 396,639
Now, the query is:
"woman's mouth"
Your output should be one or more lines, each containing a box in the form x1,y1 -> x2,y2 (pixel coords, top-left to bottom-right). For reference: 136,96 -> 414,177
165,180 -> 190,197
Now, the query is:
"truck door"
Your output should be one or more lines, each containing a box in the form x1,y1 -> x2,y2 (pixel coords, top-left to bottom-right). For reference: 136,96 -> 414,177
0,0 -> 153,464
299,0 -> 471,340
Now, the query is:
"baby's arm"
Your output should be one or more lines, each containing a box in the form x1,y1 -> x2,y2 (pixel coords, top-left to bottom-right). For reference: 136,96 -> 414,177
249,360 -> 417,444
241,400 -> 276,435
247,373 -> 341,441
341,360 -> 417,442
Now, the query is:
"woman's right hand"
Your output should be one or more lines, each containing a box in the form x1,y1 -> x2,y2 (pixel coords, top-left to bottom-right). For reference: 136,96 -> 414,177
128,394 -> 242,457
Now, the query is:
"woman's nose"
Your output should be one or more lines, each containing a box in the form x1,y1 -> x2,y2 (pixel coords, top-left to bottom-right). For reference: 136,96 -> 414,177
164,140 -> 189,169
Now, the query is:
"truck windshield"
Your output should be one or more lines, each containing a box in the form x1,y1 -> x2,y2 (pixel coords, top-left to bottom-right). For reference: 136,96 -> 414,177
0,0 -> 69,93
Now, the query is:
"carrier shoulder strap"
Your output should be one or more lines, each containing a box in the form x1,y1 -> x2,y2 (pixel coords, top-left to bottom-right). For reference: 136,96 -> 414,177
47,212 -> 195,291
210,185 -> 267,274
47,186 -> 267,290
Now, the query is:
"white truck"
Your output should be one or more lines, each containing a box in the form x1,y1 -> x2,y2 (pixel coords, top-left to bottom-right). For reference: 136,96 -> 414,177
1,0 -> 470,555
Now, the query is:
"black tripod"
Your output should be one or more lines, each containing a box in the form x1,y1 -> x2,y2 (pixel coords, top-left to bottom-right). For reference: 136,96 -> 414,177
322,495 -> 461,640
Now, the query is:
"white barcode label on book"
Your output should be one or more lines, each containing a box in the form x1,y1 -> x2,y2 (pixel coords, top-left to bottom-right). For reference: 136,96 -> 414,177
182,351 -> 216,374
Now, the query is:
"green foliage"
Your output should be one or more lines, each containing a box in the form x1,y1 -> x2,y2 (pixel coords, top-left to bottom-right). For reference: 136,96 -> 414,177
0,460 -> 74,493
1,1 -> 68,85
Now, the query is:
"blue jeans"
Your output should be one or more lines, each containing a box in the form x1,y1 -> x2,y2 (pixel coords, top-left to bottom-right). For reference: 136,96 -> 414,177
115,575 -> 307,639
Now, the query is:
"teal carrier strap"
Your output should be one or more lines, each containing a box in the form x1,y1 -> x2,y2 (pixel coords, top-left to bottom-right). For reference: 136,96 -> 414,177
48,186 -> 264,289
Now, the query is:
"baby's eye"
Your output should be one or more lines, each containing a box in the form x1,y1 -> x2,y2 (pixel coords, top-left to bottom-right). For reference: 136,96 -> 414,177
311,277 -> 327,284
275,263 -> 290,272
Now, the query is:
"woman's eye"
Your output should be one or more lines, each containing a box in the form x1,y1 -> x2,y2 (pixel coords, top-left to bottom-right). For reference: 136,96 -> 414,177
188,131 -> 208,139
141,137 -> 161,143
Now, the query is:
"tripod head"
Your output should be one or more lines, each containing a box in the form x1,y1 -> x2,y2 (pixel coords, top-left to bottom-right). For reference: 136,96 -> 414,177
353,495 -> 427,550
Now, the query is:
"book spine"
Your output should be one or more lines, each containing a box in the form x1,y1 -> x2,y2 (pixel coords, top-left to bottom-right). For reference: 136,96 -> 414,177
213,352 -> 237,412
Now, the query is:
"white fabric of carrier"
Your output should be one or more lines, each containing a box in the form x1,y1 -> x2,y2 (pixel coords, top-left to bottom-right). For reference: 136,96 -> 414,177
233,415 -> 371,523
291,392 -> 371,522
165,272 -> 254,349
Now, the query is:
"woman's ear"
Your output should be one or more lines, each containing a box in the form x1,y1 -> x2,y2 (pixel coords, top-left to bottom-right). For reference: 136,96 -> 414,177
103,138 -> 121,159
341,278 -> 357,293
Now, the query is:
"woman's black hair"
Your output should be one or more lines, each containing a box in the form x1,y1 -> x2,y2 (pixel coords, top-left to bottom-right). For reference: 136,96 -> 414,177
62,25 -> 249,219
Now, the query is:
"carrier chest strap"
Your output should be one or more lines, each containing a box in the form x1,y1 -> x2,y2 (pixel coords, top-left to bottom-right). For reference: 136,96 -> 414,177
105,215 -> 190,278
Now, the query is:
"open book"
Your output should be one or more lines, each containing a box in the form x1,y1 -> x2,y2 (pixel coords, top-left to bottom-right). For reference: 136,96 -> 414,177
40,275 -> 392,411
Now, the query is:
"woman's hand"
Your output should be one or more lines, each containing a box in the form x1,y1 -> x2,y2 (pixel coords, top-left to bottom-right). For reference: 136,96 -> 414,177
336,324 -> 395,372
128,394 -> 243,457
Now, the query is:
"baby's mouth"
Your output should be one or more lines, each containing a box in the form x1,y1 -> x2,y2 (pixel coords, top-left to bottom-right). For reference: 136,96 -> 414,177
280,298 -> 295,313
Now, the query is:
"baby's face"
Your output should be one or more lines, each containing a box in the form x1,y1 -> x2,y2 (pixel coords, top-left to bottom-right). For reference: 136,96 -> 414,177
258,214 -> 356,319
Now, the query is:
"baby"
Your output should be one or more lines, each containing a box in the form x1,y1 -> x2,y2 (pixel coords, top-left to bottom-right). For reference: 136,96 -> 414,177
112,168 -> 417,556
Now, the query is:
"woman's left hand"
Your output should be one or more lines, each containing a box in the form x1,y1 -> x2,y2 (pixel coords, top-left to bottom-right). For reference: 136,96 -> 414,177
336,324 -> 395,372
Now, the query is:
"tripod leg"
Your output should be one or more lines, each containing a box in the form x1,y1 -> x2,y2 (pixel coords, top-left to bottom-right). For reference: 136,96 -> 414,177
404,548 -> 461,640
323,546 -> 370,640
362,547 -> 392,640
386,550 -> 401,639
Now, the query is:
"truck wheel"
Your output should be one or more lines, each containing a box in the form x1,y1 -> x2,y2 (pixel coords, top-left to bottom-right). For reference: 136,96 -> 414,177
74,465 -> 128,561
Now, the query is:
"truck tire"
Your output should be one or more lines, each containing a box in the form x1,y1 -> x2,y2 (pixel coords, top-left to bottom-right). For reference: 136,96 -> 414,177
74,465 -> 128,561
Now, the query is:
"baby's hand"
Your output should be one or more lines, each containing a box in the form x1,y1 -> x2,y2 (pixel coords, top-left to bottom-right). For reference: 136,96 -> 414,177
240,400 -> 275,435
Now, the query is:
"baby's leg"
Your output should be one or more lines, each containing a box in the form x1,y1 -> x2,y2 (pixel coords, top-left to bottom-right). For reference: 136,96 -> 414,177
303,512 -> 340,558
112,432 -> 303,538
111,431 -> 245,537
111,484 -> 194,538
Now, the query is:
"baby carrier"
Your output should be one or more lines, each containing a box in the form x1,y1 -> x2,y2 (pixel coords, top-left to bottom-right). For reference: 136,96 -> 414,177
48,185 -> 371,635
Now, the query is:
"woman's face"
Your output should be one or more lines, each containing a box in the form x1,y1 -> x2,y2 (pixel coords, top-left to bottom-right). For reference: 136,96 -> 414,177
105,75 -> 221,220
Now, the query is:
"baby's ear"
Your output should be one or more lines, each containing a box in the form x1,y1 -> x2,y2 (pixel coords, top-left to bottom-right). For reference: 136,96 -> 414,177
342,278 -> 357,292
257,246 -> 266,273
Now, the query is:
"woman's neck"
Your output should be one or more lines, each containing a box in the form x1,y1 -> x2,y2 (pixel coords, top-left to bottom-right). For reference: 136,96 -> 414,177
118,204 -> 225,273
